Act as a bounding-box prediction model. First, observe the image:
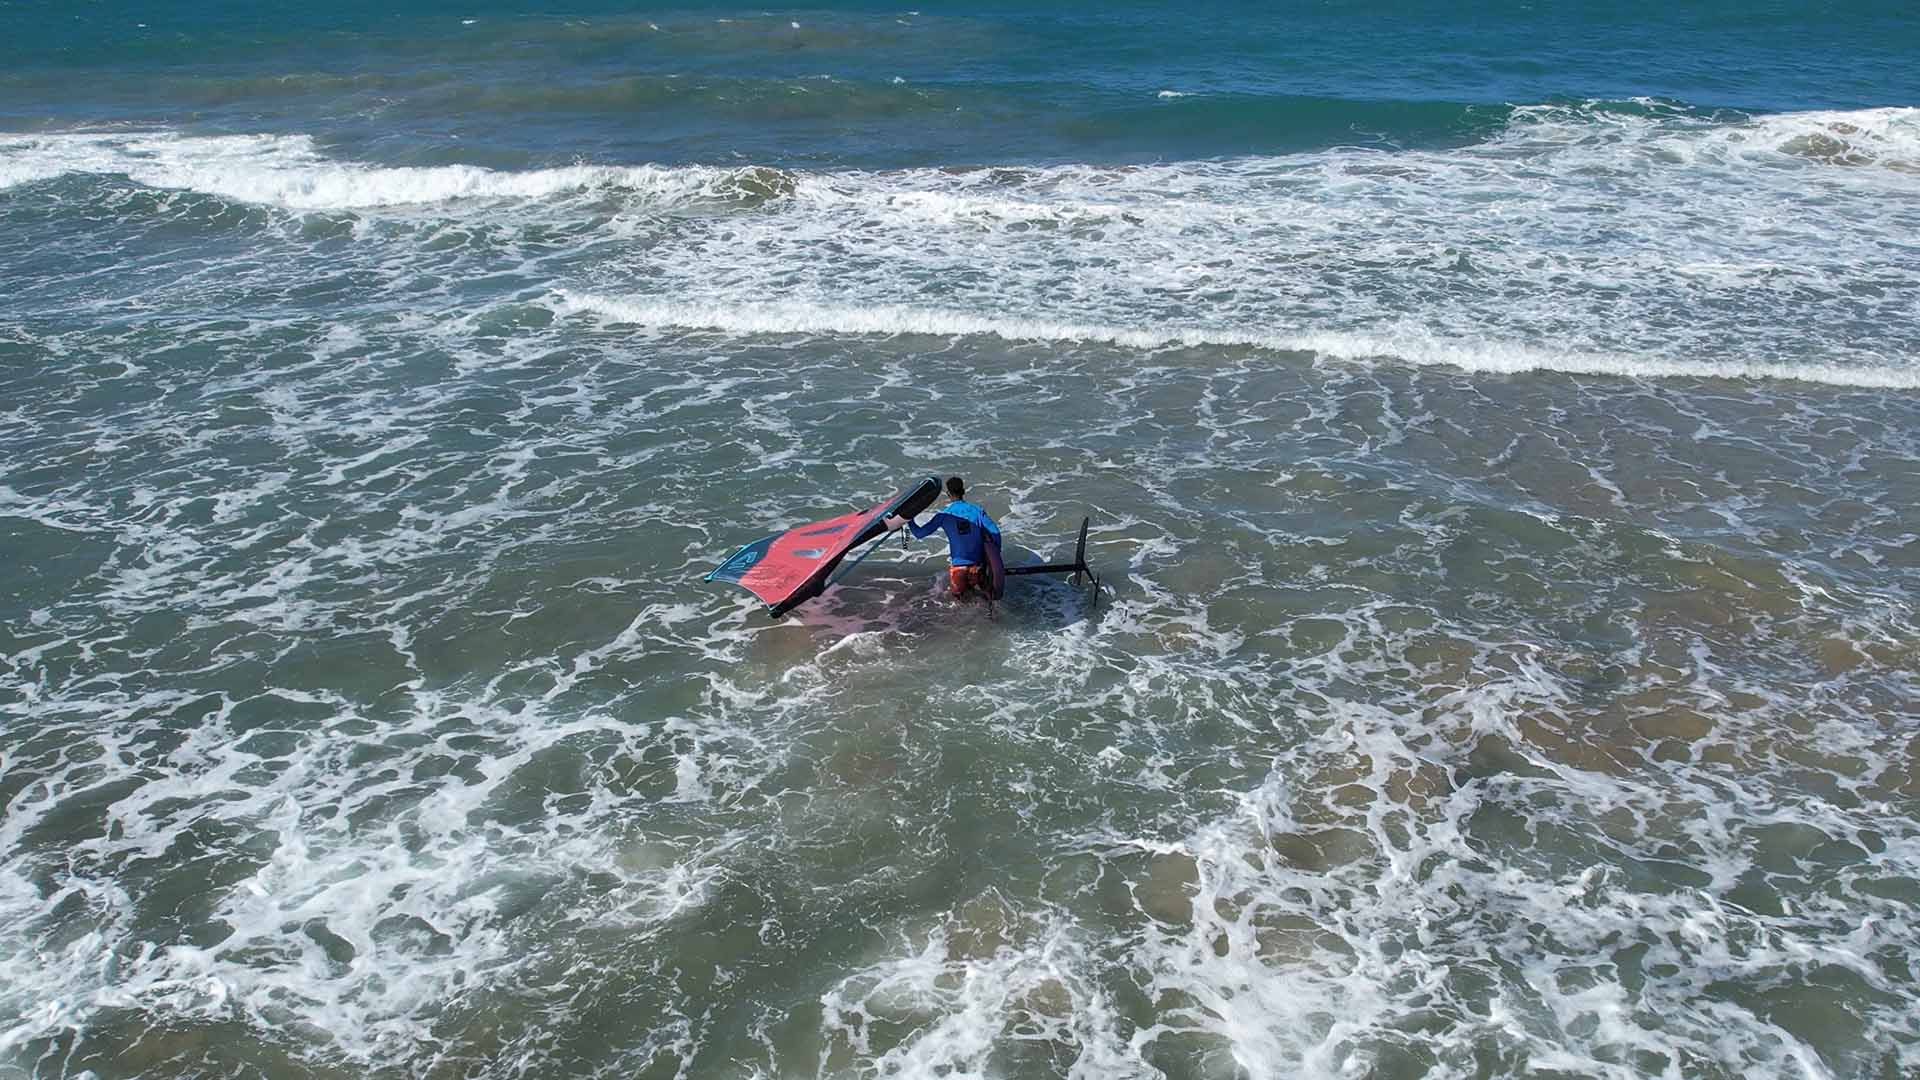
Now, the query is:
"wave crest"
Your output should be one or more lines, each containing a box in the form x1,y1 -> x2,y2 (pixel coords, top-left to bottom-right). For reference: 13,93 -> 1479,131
553,292 -> 1920,389
1499,100 -> 1920,170
0,132 -> 797,209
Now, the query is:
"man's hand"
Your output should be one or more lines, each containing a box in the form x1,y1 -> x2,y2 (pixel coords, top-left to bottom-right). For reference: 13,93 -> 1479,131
884,515 -> 908,531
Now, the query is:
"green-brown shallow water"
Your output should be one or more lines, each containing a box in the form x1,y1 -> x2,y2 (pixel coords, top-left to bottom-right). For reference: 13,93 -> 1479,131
6,322 -> 1919,1077
4,4 -> 1920,1078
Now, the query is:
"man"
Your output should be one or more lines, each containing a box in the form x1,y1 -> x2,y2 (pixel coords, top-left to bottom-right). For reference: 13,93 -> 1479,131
885,475 -> 1002,600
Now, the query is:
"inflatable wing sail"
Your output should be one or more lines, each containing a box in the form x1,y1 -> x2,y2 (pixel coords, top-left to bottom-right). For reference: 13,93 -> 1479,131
705,476 -> 941,618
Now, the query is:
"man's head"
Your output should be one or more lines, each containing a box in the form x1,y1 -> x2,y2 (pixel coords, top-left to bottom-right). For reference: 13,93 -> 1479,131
945,476 -> 966,501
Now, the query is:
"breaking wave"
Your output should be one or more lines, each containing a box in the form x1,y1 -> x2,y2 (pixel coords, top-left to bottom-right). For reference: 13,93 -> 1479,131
0,131 -> 796,209
554,292 -> 1920,389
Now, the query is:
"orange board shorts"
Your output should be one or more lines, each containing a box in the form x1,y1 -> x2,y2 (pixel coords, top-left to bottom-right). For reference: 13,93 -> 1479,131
948,564 -> 984,598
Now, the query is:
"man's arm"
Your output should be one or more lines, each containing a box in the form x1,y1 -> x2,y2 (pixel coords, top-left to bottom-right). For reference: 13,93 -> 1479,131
885,512 -> 946,539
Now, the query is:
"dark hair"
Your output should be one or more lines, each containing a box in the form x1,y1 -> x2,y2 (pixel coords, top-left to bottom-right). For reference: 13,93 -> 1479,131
945,476 -> 965,499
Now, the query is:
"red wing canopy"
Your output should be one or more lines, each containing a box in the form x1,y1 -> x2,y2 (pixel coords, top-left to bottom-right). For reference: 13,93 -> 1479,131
706,476 -> 941,617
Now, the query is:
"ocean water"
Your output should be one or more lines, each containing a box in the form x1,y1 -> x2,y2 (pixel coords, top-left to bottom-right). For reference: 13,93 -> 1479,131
3,3 -> 1919,1078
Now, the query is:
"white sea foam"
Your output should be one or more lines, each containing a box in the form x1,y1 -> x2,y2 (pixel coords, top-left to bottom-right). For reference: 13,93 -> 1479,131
793,583 -> 1920,1076
566,105 -> 1914,389
4,312 -> 1918,1075
7,109 -> 1919,387
0,131 -> 774,208
1502,102 -> 1920,169
553,292 -> 1920,388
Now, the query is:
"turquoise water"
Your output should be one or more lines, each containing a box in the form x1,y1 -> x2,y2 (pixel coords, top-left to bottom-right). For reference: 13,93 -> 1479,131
3,4 -> 1919,1078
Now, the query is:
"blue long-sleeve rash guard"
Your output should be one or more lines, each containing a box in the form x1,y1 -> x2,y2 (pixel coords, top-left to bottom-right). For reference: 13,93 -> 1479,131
907,499 -> 1002,566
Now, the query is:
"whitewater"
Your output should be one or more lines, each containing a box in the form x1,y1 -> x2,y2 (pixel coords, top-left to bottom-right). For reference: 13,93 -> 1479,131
5,104 -> 1918,388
